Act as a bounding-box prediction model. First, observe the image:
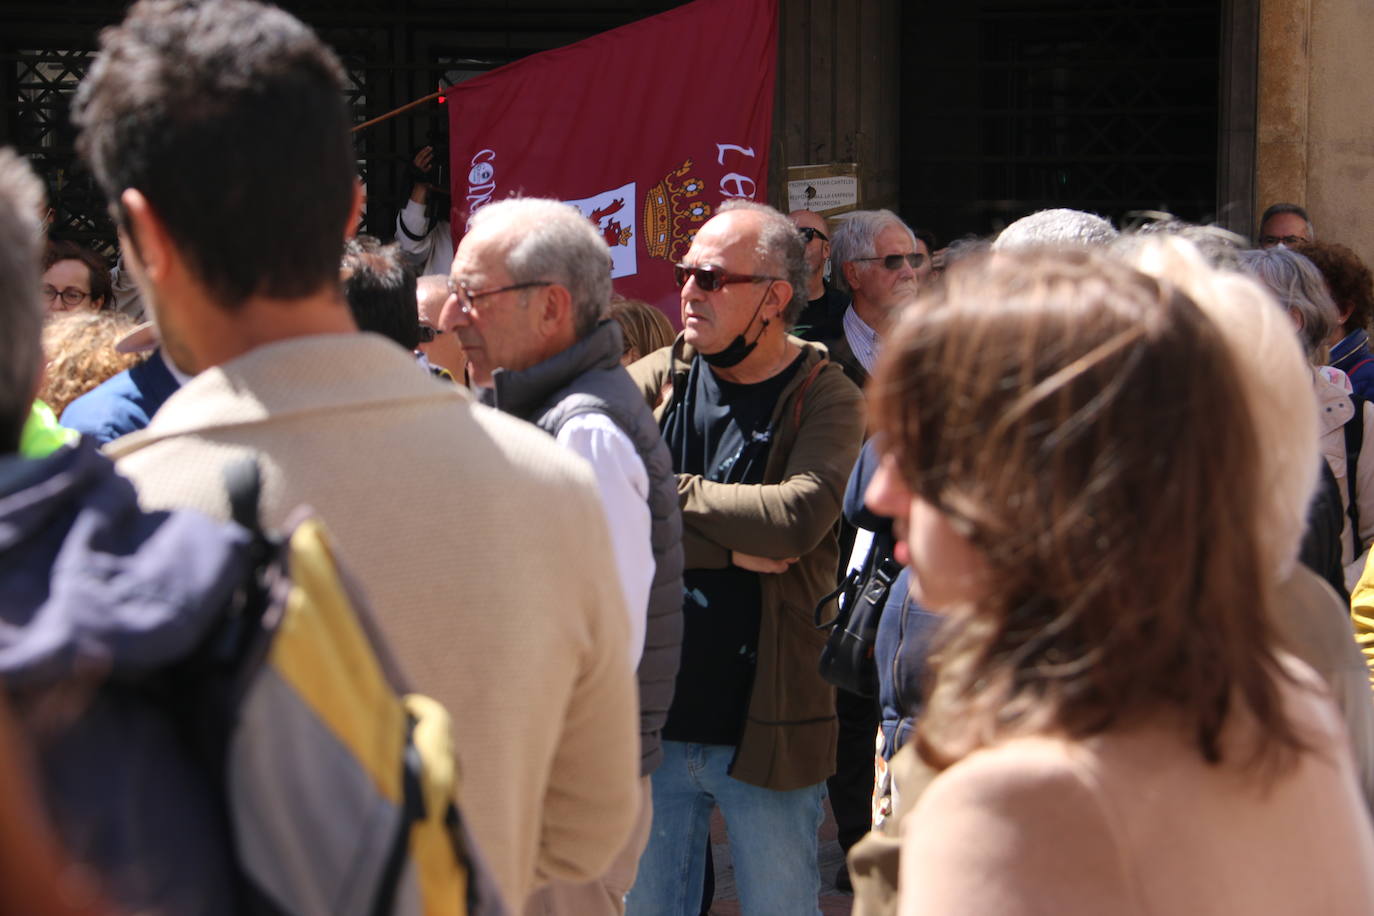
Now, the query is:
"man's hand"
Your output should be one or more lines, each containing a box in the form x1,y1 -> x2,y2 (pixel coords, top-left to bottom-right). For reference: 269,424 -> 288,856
408,146 -> 434,204
731,551 -> 798,574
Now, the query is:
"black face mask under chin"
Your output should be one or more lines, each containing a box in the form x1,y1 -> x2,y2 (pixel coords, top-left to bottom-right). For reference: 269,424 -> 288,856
700,284 -> 772,369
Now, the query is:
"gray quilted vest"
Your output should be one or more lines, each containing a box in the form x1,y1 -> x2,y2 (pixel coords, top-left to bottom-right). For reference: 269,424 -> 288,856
483,320 -> 685,776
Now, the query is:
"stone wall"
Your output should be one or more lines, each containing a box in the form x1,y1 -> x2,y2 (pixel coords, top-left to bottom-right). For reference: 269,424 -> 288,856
1258,0 -> 1374,263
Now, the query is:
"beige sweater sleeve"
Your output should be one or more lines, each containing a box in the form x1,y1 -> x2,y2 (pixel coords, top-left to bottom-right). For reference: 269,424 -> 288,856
530,472 -> 641,888
898,747 -> 1137,916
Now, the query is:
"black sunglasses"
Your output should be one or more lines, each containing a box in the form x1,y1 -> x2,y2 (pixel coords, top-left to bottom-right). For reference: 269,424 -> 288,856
673,264 -> 781,292
797,227 -> 829,244
855,252 -> 926,271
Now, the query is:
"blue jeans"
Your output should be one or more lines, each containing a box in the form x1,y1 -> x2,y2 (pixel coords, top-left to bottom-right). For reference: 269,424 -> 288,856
626,740 -> 825,916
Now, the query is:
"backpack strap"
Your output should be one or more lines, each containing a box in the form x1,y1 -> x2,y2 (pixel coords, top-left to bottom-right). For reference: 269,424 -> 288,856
370,719 -> 428,916
1346,395 -> 1366,558
225,457 -> 263,535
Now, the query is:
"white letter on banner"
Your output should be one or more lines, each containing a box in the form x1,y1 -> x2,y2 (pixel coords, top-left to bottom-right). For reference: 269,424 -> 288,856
715,143 -> 755,165
467,150 -> 497,209
719,175 -> 757,199
716,144 -> 757,199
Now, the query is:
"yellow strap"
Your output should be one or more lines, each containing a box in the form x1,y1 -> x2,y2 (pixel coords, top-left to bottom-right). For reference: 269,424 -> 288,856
270,520 -> 406,801
1349,550 -> 1374,690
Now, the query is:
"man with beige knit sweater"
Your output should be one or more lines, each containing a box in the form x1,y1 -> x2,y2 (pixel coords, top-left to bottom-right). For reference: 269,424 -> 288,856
76,1 -> 640,910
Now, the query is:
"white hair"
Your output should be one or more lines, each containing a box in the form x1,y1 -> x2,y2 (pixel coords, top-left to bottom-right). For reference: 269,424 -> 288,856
993,208 -> 1118,251
468,197 -> 613,338
0,148 -> 46,449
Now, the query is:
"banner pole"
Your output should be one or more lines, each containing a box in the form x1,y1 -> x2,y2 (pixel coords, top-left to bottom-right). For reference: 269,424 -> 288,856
350,91 -> 443,134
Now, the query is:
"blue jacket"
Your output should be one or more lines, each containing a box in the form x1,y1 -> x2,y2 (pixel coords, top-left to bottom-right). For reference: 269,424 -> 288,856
1331,329 -> 1374,403
60,348 -> 180,445
0,440 -> 249,914
843,439 -> 941,761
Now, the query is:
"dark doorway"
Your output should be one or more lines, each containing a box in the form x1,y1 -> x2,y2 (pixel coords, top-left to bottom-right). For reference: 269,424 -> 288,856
900,0 -> 1227,245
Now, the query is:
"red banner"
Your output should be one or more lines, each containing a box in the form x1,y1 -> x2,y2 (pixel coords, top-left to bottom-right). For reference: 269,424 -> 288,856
445,0 -> 778,323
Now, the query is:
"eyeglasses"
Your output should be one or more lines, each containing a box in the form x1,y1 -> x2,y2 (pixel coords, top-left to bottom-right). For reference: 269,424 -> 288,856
42,285 -> 91,309
416,326 -> 443,343
1259,235 -> 1309,248
797,227 -> 829,244
855,253 -> 926,271
448,280 -> 552,314
673,264 -> 781,292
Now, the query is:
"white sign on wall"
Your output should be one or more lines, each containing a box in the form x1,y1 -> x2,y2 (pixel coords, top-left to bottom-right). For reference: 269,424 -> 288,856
786,164 -> 860,215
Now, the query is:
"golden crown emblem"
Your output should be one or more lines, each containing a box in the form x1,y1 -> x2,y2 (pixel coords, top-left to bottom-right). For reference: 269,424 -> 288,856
643,159 -> 712,262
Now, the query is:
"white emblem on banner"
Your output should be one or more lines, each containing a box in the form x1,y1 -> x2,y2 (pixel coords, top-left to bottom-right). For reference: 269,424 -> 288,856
567,183 -> 638,279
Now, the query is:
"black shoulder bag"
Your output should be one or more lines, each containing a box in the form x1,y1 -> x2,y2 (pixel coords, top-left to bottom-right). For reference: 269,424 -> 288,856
814,542 -> 901,698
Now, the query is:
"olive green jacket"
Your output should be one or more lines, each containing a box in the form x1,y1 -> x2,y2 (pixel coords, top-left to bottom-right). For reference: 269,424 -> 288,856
628,335 -> 865,790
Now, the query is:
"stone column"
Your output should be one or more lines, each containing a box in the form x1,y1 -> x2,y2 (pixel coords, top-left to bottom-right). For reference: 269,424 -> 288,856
1255,0 -> 1311,232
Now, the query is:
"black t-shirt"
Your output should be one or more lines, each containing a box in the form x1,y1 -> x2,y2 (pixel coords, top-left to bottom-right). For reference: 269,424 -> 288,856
795,285 -> 850,342
660,353 -> 804,745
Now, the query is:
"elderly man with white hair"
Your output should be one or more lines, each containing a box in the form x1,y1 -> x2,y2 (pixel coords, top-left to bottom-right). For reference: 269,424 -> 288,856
444,197 -> 685,916
826,209 -> 930,386
993,207 -> 1118,251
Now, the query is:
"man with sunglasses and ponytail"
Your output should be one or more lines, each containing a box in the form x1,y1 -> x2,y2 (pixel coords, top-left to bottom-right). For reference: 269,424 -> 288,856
826,209 -> 929,387
788,209 -> 850,341
626,200 -> 864,915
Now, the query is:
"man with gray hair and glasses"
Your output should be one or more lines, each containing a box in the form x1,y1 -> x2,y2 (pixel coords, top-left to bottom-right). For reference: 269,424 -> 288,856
443,197 -> 685,914
827,209 -> 930,386
1257,202 -> 1316,249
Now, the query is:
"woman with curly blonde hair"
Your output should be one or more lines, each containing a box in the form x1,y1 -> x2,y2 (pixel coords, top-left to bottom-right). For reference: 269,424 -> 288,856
39,310 -> 144,417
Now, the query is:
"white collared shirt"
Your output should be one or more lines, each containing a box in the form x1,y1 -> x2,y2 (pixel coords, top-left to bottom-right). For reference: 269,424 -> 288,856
555,413 -> 653,670
842,304 -> 881,376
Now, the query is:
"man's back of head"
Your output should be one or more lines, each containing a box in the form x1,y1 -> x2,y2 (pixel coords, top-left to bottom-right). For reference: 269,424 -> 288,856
992,208 -> 1118,251
341,237 -> 420,350
0,149 -> 47,454
73,0 -> 356,311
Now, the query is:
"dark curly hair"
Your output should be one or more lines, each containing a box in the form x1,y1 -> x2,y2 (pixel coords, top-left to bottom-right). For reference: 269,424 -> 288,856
1292,240 -> 1374,337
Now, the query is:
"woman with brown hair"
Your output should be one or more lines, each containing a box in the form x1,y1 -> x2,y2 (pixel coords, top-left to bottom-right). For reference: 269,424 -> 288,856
864,245 -> 1374,915
608,296 -> 675,365
41,241 -> 112,313
1295,240 -> 1374,400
